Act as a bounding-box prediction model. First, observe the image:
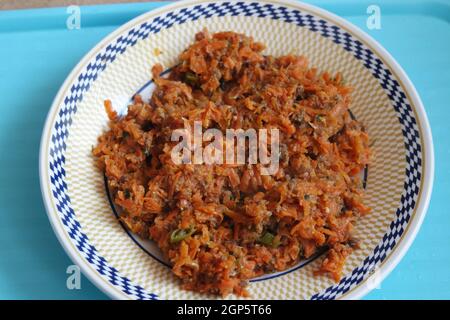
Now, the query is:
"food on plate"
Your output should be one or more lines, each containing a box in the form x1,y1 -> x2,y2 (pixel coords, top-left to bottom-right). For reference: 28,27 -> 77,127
92,29 -> 371,297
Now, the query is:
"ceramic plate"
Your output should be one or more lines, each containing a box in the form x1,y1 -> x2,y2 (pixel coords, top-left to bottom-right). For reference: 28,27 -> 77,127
39,0 -> 434,299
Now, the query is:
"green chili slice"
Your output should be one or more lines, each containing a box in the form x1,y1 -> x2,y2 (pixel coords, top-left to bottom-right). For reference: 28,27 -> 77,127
315,114 -> 326,123
170,227 -> 195,244
258,232 -> 281,248
184,72 -> 198,86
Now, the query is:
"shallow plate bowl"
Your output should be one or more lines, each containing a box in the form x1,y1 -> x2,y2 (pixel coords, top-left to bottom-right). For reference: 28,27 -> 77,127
39,0 -> 434,300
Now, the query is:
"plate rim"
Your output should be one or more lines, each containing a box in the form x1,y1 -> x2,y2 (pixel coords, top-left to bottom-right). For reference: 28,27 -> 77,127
39,0 -> 435,300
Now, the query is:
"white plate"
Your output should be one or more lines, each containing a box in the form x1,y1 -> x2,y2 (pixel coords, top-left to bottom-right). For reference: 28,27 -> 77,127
40,0 -> 434,299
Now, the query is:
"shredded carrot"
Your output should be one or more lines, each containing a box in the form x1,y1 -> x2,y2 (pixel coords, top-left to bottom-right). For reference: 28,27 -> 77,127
93,29 -> 371,297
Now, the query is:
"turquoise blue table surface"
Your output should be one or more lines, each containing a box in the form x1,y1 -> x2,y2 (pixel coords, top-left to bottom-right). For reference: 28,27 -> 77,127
0,0 -> 448,300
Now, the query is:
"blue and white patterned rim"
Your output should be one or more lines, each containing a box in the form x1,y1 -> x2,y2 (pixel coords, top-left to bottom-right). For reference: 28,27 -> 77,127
40,0 -> 433,300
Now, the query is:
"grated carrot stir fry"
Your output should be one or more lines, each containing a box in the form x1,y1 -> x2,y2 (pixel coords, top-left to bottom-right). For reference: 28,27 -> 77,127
93,29 -> 371,297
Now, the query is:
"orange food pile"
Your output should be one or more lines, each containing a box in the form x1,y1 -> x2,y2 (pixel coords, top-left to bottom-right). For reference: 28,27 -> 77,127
93,30 -> 371,297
